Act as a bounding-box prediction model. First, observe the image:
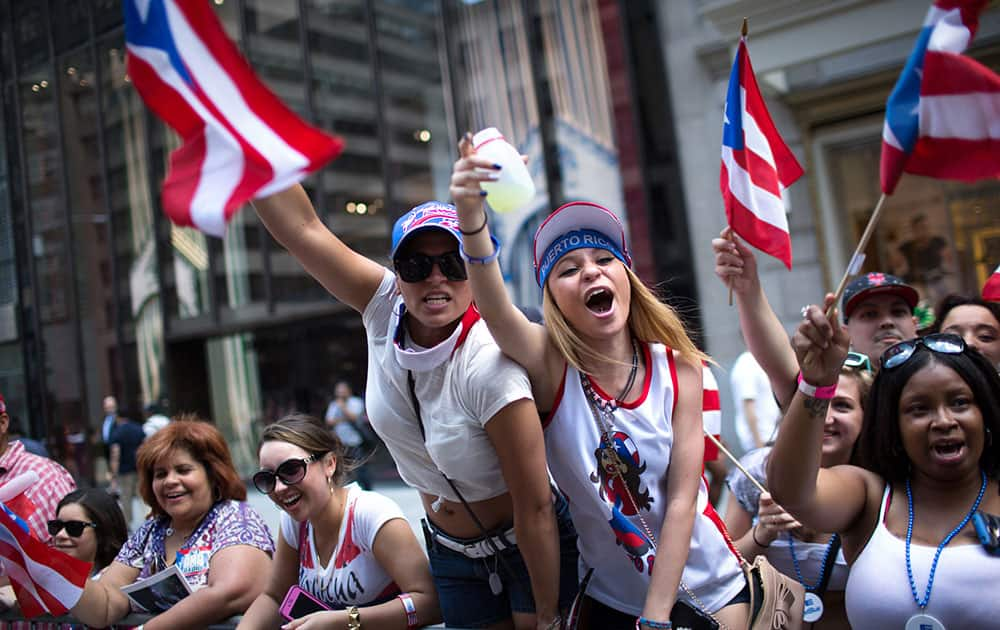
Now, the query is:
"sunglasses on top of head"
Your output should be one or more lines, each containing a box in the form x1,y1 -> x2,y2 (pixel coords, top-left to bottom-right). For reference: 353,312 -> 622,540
393,251 -> 467,283
47,519 -> 97,538
252,454 -> 324,494
879,333 -> 966,370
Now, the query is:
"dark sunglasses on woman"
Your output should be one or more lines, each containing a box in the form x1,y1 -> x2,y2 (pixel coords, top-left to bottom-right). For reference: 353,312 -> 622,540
880,333 -> 965,370
252,454 -> 322,494
393,251 -> 467,283
47,519 -> 98,537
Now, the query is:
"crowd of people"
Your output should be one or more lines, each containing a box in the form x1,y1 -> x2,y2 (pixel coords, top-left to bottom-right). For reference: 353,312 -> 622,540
0,136 -> 997,630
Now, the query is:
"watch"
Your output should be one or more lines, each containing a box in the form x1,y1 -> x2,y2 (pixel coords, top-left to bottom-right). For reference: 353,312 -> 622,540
347,606 -> 362,630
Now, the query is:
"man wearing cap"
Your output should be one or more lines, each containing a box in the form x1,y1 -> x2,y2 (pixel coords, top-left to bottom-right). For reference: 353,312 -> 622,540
0,394 -> 76,542
839,271 -> 920,361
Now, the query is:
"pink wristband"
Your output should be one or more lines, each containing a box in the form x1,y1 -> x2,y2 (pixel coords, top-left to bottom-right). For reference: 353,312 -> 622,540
398,593 -> 418,628
797,373 -> 837,399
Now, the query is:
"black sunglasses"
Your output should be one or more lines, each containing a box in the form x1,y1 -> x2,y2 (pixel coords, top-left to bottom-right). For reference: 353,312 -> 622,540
47,519 -> 97,537
393,251 -> 467,283
253,454 -> 322,494
880,333 -> 966,370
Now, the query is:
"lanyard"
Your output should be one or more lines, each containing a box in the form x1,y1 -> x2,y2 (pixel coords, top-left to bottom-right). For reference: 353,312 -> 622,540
786,532 -> 840,595
905,470 -> 987,609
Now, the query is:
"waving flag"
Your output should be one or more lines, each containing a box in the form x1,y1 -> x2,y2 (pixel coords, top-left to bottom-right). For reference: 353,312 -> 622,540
880,0 -> 1000,194
720,37 -> 804,270
702,364 -> 722,463
984,264 -> 1000,301
0,475 -> 91,618
125,0 -> 344,236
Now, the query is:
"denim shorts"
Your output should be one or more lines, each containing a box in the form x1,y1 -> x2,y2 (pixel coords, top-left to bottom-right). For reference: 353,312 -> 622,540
424,492 -> 580,628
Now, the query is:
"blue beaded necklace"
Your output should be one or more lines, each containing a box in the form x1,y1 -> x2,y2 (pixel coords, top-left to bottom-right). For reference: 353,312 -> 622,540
905,469 -> 987,610
787,532 -> 839,593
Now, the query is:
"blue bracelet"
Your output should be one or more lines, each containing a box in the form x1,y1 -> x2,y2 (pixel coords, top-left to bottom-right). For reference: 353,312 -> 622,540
635,617 -> 672,629
460,235 -> 501,265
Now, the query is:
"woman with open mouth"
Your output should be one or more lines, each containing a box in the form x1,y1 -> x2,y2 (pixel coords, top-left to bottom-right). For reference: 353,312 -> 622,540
69,416 -> 275,629
239,413 -> 440,629
250,185 -> 577,630
769,296 -> 1000,629
450,137 -> 751,630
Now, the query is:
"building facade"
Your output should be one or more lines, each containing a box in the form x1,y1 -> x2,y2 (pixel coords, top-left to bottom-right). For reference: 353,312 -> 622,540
1,0 -> 701,475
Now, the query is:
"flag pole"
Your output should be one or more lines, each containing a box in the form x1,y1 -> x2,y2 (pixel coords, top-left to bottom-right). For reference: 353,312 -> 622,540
704,431 -> 768,494
824,192 -> 889,319
728,17 -> 748,308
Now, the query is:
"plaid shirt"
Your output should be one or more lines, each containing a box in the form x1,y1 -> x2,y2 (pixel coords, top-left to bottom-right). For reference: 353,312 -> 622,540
0,440 -> 77,542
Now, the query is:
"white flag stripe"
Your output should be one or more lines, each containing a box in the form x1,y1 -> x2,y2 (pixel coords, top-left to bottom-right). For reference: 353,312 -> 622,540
191,125 -> 246,235
128,44 -> 242,235
0,553 -> 46,609
0,526 -> 85,605
166,0 -> 310,171
722,149 -> 788,231
738,87 -> 776,165
920,92 -> 1000,139
927,8 -> 972,53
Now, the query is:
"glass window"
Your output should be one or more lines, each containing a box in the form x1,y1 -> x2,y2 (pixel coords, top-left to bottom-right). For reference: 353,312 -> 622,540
0,90 -> 16,343
823,132 -> 1000,311
99,38 -> 163,410
11,0 -> 47,74
51,0 -> 90,54
306,0 -> 390,264
375,0 -> 452,214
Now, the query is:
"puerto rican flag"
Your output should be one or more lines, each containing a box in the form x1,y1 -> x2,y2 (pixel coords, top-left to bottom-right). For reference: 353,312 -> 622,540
880,0 -> 1000,194
720,37 -> 804,270
702,363 -> 722,463
0,476 -> 91,618
125,0 -> 343,236
984,264 -> 1000,301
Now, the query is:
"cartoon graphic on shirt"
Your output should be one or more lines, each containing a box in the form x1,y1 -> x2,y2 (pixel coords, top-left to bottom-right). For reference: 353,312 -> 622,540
590,431 -> 655,572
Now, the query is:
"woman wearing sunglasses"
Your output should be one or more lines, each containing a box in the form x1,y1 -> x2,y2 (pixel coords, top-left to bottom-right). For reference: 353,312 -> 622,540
240,414 -> 439,629
252,189 -> 575,629
49,488 -> 129,577
724,352 -> 872,629
69,416 -> 275,629
770,294 -> 1000,629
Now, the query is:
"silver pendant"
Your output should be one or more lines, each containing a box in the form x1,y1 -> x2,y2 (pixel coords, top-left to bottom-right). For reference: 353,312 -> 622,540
905,613 -> 945,630
803,592 -> 824,623
489,571 -> 503,595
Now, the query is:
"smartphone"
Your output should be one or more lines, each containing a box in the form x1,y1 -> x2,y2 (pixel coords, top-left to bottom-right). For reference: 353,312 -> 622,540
279,585 -> 330,621
670,600 -> 720,630
972,510 -> 1000,556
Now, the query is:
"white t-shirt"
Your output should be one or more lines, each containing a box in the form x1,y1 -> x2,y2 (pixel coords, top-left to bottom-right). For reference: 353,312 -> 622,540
361,269 -> 533,502
325,396 -> 366,447
730,351 -> 781,452
280,484 -> 404,608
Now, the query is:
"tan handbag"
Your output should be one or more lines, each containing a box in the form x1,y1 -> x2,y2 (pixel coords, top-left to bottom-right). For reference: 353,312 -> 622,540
743,554 -> 805,630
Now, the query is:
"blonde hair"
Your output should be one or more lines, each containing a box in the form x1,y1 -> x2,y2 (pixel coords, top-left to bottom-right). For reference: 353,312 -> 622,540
542,265 -> 709,374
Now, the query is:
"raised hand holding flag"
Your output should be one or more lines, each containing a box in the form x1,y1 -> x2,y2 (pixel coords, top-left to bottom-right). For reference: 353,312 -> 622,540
720,26 -> 804,270
125,0 -> 344,236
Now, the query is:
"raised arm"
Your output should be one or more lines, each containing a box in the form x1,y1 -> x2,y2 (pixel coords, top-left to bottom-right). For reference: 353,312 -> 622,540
641,357 -> 704,622
714,229 -> 799,407
449,136 -> 558,397
767,295 -> 872,534
486,399 -> 562,629
252,185 -> 386,313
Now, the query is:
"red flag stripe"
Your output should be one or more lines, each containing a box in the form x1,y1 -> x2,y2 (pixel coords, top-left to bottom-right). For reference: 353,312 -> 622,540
922,51 -> 1000,94
729,145 -> 783,199
739,48 -> 804,188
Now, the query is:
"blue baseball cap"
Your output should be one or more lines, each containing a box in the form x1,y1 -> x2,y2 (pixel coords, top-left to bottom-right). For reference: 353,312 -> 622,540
390,201 -> 463,259
532,201 -> 631,287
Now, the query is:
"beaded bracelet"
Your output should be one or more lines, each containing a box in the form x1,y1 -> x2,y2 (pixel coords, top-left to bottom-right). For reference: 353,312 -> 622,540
635,617 -> 672,629
752,523 -> 770,548
460,235 -> 501,265
397,592 -> 418,628
797,373 -> 837,399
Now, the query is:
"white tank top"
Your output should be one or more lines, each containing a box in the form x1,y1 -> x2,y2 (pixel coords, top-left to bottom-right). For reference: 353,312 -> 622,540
845,484 -> 1000,628
544,343 -> 745,616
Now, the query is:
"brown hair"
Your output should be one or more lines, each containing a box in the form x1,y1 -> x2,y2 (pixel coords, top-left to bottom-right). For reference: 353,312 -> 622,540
542,266 -> 709,374
258,413 -> 355,486
137,414 -> 246,518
